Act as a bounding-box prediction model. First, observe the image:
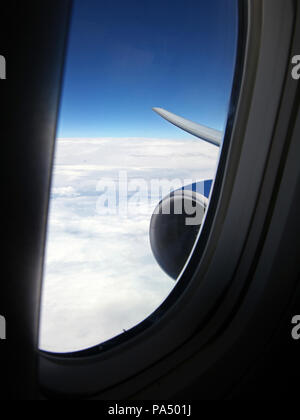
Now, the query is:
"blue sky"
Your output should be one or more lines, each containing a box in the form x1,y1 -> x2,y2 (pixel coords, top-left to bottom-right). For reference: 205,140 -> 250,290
57,0 -> 238,138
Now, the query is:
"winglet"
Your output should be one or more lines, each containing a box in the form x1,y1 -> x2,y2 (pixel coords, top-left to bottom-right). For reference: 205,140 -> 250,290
152,107 -> 222,147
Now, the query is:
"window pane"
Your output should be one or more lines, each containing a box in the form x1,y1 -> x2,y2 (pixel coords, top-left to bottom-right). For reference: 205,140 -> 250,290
39,0 -> 238,353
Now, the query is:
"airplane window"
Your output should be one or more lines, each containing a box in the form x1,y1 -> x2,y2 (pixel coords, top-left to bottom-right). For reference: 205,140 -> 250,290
39,0 -> 238,353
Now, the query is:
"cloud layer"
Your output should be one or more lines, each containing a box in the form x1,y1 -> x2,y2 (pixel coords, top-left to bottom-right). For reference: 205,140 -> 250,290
39,137 -> 218,352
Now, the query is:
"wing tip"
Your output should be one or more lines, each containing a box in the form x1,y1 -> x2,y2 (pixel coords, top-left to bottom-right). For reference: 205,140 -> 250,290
151,106 -> 221,147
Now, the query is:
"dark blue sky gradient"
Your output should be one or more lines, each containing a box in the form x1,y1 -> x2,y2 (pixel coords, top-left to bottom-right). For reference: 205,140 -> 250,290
57,0 -> 238,138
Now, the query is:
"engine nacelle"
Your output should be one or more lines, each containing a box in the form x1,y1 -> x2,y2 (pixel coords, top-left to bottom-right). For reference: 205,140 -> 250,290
150,189 -> 207,280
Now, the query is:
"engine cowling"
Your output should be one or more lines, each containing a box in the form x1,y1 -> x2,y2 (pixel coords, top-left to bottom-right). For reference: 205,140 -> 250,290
149,188 -> 208,280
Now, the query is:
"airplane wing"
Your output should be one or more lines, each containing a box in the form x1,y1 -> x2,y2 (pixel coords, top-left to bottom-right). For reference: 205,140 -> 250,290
152,107 -> 222,147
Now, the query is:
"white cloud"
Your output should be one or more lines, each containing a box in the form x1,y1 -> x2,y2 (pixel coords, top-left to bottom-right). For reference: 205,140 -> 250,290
39,137 -> 218,352
52,186 -> 80,197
